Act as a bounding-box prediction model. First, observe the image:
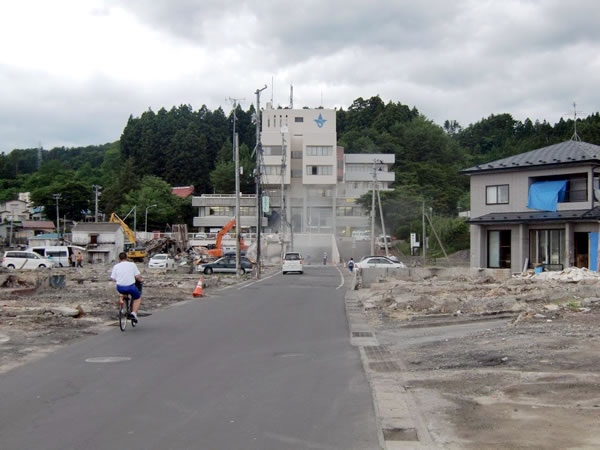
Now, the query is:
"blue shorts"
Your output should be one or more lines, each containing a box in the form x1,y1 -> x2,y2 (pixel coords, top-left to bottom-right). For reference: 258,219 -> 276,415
117,284 -> 141,300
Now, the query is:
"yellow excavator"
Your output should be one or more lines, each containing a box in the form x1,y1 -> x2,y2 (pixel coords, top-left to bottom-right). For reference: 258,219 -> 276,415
109,212 -> 147,261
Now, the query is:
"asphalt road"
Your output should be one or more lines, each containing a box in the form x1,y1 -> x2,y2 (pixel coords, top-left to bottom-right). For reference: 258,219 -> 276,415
0,267 -> 379,450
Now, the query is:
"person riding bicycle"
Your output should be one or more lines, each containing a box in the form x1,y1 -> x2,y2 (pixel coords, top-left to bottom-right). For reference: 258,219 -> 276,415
110,252 -> 144,323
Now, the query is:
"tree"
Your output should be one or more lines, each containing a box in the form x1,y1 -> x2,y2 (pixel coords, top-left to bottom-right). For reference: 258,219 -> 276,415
119,176 -> 191,229
30,181 -> 91,222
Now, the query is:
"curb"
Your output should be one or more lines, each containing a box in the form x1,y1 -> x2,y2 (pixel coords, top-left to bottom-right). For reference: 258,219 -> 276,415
344,287 -> 438,449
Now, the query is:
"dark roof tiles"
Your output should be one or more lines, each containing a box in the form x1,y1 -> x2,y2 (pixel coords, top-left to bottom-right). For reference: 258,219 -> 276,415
462,140 -> 600,174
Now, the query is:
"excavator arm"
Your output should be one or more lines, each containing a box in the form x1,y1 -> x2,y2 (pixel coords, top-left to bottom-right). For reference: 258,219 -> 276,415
109,212 -> 146,261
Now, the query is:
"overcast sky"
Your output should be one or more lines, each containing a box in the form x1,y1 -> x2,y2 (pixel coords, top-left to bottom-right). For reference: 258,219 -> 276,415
1,0 -> 598,152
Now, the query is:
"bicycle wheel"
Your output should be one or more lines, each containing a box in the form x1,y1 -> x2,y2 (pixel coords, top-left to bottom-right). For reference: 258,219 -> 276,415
119,298 -> 128,331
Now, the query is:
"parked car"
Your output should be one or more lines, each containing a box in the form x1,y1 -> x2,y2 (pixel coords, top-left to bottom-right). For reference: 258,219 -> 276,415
197,256 -> 253,274
355,256 -> 405,269
28,245 -> 86,267
2,251 -> 55,270
148,254 -> 175,270
282,252 -> 304,274
376,235 -> 393,249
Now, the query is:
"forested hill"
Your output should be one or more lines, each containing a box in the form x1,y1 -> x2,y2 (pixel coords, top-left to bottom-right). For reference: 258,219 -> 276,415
1,96 -> 599,237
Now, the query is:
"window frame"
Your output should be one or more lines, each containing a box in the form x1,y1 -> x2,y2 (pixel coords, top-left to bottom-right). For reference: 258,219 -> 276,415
486,184 -> 509,205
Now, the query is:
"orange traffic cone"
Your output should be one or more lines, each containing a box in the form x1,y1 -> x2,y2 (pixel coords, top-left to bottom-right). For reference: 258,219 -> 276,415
193,278 -> 203,297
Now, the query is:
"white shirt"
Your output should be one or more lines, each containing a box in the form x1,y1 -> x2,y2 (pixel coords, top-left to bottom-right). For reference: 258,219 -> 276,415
110,261 -> 140,286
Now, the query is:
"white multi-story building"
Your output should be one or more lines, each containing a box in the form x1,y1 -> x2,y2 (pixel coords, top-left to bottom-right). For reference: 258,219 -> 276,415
193,104 -> 395,236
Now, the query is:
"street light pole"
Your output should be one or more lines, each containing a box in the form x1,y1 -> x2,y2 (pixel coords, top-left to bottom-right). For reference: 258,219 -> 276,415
145,204 -> 157,234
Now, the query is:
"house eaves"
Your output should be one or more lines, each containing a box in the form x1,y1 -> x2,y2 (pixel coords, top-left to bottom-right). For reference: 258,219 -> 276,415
460,140 -> 600,175
467,207 -> 600,225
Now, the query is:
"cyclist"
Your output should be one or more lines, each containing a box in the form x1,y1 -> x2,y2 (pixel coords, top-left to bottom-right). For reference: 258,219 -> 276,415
110,252 -> 144,323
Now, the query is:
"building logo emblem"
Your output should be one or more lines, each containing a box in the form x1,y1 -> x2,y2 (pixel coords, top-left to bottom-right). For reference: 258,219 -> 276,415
314,113 -> 327,128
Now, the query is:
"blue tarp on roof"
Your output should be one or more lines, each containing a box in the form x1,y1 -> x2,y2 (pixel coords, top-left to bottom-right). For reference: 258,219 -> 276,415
527,180 -> 567,212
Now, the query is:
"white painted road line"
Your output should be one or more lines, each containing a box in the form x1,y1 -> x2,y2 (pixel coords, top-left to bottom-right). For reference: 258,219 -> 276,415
335,265 -> 345,290
237,270 -> 283,290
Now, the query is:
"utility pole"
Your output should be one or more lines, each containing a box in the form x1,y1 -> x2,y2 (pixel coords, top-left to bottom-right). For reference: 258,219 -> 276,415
376,185 -> 389,257
228,97 -> 244,278
235,132 -> 241,277
9,206 -> 15,247
370,159 -> 379,255
422,200 -> 426,264
53,194 -> 61,239
255,85 -> 267,279
280,127 -> 287,259
92,185 -> 101,222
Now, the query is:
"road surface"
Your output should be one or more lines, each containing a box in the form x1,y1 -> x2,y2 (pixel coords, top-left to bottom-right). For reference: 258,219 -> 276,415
0,266 -> 379,450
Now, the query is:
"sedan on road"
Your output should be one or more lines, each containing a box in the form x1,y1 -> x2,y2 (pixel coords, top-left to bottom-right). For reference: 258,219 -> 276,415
355,256 -> 406,269
198,256 -> 253,275
148,254 -> 175,270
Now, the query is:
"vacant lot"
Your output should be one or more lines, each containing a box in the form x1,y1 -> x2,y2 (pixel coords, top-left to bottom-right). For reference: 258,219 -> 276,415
356,268 -> 600,448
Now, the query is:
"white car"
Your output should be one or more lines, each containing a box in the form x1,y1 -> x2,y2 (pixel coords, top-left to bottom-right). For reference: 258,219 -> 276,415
282,252 -> 303,274
2,251 -> 55,270
377,235 -> 393,249
355,256 -> 406,270
148,254 -> 175,270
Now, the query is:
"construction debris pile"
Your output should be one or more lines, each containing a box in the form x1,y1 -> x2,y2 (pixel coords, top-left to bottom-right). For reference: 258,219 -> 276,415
355,267 -> 600,325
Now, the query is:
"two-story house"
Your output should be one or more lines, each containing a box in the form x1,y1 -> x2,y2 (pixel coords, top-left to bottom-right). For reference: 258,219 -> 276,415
462,140 -> 600,273
71,223 -> 125,264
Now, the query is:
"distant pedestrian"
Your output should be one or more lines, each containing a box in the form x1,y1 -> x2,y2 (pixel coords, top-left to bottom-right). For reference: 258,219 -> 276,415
348,257 -> 354,273
323,252 -> 327,265
70,253 -> 76,267
76,252 -> 83,268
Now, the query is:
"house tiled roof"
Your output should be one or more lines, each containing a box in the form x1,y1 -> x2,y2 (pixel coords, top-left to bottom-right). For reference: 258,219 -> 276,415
171,186 -> 194,198
22,220 -> 55,230
468,207 -> 600,224
461,140 -> 600,174
72,223 -> 122,232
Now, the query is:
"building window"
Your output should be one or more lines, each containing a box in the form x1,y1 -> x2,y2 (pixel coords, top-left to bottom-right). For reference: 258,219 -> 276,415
336,206 -> 361,216
291,169 -> 303,178
263,146 -> 283,156
309,188 -> 332,197
262,165 -> 281,175
239,207 -> 256,216
488,230 -> 511,268
306,165 -> 333,176
486,185 -> 509,205
209,207 -> 232,216
529,229 -> 565,267
295,117 -> 304,122
291,151 -> 303,159
306,146 -> 333,156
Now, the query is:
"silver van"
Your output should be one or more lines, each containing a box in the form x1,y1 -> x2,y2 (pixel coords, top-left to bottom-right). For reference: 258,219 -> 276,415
2,251 -> 54,270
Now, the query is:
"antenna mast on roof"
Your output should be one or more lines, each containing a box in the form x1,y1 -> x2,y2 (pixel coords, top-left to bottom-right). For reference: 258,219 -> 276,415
570,101 -> 583,141
290,84 -> 293,109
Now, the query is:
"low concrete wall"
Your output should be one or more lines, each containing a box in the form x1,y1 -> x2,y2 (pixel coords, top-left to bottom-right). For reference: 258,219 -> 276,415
358,266 -> 511,288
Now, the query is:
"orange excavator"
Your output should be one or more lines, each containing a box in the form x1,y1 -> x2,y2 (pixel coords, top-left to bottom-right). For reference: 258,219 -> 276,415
206,218 -> 248,258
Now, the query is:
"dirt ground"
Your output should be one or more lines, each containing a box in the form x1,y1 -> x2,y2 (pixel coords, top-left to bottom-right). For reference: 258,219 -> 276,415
0,264 -> 246,374
356,268 -> 600,448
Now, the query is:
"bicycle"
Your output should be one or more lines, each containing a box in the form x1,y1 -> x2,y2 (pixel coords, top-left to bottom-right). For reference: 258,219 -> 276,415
118,281 -> 142,332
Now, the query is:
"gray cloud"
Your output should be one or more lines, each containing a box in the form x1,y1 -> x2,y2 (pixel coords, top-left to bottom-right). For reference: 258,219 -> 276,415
1,0 -> 600,151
